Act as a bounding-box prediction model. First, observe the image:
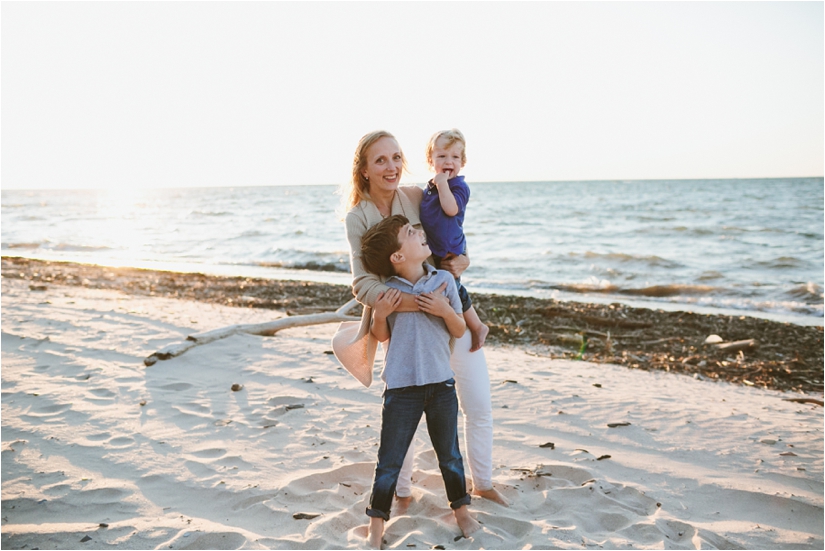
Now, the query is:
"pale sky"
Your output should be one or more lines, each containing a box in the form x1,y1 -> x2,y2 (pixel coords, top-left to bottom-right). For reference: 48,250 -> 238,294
2,1 -> 823,190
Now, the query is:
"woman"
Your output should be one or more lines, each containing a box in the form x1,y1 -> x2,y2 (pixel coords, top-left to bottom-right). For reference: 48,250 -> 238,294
341,130 -> 507,508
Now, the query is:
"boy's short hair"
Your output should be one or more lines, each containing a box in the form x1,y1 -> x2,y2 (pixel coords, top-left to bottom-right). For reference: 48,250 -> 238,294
426,129 -> 467,167
360,215 -> 410,277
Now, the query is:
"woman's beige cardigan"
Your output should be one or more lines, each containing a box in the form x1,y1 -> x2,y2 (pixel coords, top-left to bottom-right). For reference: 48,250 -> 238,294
333,186 -> 424,387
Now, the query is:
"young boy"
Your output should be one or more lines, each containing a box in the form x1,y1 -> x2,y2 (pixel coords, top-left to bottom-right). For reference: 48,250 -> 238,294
420,129 -> 489,352
360,215 -> 481,549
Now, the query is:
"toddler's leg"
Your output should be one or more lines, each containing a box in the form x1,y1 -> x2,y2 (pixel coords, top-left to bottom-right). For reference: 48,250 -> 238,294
464,306 -> 489,353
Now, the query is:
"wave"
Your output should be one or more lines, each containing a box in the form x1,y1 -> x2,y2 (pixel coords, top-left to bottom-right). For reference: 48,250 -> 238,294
51,243 -> 113,252
2,242 -> 42,249
553,282 -> 716,298
189,210 -> 232,217
785,282 -> 824,303
255,260 -> 349,273
752,256 -> 805,269
575,251 -> 681,268
3,242 -> 112,253
696,271 -> 724,281
619,284 -> 717,297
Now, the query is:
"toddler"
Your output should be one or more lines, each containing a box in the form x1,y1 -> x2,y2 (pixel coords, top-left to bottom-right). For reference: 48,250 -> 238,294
420,129 -> 489,352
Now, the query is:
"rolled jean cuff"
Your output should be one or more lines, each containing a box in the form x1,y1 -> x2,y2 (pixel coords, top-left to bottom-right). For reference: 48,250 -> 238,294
366,507 -> 390,521
449,493 -> 472,510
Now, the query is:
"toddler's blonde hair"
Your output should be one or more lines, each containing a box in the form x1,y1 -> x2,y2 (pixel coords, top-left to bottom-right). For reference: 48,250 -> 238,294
425,129 -> 467,169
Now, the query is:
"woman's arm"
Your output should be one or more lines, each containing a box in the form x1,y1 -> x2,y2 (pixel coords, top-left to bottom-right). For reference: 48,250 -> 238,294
346,212 -> 392,308
346,210 -> 422,312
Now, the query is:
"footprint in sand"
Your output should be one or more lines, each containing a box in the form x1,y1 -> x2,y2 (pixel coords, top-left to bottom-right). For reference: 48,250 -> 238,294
70,487 -> 130,505
268,395 -> 309,407
182,402 -> 210,414
184,460 -> 216,479
30,403 -> 72,416
174,530 -> 247,550
474,511 -> 534,540
171,404 -> 212,421
43,483 -> 73,497
600,482 -> 660,517
86,432 -> 110,442
229,493 -> 279,512
107,436 -> 135,448
158,382 -> 193,392
189,448 -> 227,459
89,388 -> 116,399
221,455 -> 255,470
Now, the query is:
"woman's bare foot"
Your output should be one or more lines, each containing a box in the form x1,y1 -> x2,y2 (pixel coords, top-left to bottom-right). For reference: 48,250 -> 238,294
367,517 -> 384,549
453,505 -> 481,537
393,494 -> 412,516
469,323 -> 489,352
473,486 -> 509,506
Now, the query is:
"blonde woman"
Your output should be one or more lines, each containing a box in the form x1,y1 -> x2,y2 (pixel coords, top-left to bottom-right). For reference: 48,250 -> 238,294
341,130 -> 507,510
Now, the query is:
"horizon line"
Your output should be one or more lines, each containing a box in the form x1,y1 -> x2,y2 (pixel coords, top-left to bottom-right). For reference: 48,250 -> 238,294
2,175 -> 823,192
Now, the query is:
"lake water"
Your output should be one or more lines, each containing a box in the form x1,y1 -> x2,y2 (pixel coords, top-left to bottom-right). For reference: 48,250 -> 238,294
2,178 -> 822,325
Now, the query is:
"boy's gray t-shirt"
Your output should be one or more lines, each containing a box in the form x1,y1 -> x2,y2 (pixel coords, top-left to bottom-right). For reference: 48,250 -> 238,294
382,263 -> 462,390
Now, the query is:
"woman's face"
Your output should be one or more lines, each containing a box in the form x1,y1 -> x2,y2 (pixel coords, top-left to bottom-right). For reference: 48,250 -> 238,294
362,137 -> 403,195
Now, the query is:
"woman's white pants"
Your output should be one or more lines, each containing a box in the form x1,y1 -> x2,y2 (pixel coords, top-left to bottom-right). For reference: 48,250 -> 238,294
394,329 -> 494,496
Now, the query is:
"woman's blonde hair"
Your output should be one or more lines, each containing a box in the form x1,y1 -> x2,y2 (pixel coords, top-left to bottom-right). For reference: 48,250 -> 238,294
340,130 -> 407,213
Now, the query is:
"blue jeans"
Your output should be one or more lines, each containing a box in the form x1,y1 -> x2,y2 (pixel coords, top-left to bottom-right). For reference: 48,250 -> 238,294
366,378 -> 471,520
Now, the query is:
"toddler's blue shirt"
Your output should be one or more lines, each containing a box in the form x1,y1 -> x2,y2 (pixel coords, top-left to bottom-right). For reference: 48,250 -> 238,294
420,175 -> 469,259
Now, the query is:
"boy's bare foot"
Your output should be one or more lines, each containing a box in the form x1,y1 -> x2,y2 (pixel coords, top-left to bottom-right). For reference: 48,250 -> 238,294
393,494 -> 412,516
367,516 -> 384,549
453,505 -> 481,537
473,486 -> 509,506
469,323 -> 489,352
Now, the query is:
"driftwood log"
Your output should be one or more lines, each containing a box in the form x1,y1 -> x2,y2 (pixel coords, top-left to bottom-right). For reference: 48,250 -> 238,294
143,298 -> 360,366
712,339 -> 759,353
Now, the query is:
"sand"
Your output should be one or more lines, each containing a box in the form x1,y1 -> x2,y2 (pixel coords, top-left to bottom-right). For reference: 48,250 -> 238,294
2,276 -> 822,549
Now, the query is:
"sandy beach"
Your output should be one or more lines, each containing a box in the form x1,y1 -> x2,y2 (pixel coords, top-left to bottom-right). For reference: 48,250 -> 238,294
2,274 -> 823,549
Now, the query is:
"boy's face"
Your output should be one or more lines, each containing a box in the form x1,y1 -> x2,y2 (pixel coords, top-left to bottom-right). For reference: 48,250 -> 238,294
430,137 -> 465,178
392,223 -> 431,266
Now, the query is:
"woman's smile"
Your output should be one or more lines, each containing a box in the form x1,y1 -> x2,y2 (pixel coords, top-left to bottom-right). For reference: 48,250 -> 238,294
362,137 -> 404,194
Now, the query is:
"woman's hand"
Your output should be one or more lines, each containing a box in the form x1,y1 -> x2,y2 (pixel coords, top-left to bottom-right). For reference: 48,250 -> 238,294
440,253 -> 470,279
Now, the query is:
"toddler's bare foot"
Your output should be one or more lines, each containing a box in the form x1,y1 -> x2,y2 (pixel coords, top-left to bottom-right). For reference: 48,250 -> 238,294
453,505 -> 481,537
469,323 -> 489,352
393,494 -> 412,516
473,486 -> 509,507
367,516 -> 384,549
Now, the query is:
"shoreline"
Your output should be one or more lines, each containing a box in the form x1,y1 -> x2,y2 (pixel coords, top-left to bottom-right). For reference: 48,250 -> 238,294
4,252 -> 821,328
2,256 -> 823,394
